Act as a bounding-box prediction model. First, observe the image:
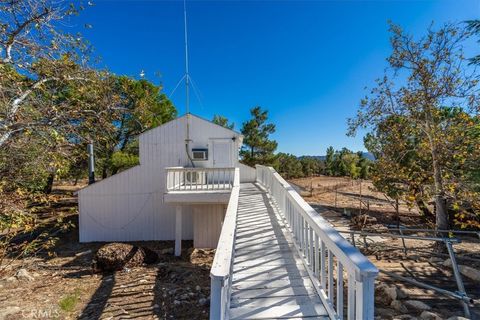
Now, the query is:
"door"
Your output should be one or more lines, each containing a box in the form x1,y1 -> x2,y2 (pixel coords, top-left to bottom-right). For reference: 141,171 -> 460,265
212,140 -> 232,168
211,140 -> 233,186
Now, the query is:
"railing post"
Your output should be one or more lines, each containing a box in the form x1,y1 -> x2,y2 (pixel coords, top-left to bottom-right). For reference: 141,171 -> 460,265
210,276 -> 223,320
355,272 -> 376,320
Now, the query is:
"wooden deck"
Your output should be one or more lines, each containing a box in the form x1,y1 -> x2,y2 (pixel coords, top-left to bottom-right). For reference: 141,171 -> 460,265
229,183 -> 329,319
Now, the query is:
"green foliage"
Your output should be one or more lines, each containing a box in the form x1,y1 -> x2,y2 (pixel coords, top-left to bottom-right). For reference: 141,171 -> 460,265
240,107 -> 278,166
93,76 -> 176,178
300,156 -> 323,177
212,115 -> 234,130
274,153 -> 304,179
111,150 -> 140,172
323,147 -> 372,179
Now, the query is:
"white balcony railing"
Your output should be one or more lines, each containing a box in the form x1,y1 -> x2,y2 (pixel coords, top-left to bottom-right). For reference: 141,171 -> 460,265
256,165 -> 378,319
165,167 -> 236,192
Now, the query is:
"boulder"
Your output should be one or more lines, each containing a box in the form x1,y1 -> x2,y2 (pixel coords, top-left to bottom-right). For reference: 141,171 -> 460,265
442,259 -> 480,281
375,283 -> 393,305
458,265 -> 480,282
375,308 -> 394,318
391,300 -> 408,313
420,311 -> 443,320
93,243 -> 158,272
396,287 -> 409,299
384,286 -> 398,301
446,317 -> 469,320
404,300 -> 431,311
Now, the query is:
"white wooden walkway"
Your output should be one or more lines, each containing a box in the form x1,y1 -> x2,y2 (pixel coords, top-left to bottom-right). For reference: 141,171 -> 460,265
229,183 -> 329,319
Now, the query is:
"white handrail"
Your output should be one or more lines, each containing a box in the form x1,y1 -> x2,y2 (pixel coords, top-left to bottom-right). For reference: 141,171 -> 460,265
210,168 -> 240,320
255,165 -> 378,320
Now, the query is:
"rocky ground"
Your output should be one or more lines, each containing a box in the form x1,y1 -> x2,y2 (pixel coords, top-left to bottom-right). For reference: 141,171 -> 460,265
0,236 -> 213,319
0,181 -> 214,320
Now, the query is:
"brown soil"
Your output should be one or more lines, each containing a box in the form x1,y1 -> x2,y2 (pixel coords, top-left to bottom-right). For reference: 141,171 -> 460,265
290,176 -> 423,227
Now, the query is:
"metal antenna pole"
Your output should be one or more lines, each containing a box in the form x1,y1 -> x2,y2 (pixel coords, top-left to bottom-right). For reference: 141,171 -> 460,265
183,0 -> 190,115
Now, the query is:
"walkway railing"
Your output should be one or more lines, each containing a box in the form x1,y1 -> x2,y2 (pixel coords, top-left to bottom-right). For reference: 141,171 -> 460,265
165,167 -> 235,192
256,165 -> 378,320
210,168 -> 240,320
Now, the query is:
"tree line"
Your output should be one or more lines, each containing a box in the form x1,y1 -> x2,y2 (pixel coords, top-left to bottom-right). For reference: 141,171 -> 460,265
214,108 -> 372,180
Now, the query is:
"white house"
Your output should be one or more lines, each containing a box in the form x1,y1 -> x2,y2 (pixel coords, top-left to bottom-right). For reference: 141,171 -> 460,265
78,113 -> 255,254
78,113 -> 378,319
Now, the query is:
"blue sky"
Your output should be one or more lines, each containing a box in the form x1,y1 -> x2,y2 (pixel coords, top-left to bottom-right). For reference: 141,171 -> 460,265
69,0 -> 479,155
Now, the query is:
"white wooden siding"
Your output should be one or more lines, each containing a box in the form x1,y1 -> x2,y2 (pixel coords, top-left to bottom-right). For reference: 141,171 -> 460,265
193,204 -> 226,248
78,114 -> 241,243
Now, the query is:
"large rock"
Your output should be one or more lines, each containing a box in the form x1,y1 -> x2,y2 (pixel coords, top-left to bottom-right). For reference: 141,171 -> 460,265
391,300 -> 408,313
93,243 -> 158,272
420,311 -> 443,320
458,265 -> 480,282
375,283 -> 394,305
404,300 -> 431,311
442,259 -> 480,281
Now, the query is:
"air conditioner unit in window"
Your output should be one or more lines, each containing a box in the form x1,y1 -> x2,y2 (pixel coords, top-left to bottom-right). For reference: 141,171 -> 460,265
185,171 -> 206,184
192,148 -> 208,161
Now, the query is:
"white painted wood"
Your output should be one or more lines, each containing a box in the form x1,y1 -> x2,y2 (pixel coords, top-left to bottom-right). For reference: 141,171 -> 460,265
348,274 -> 355,320
212,139 -> 233,168
229,304 -> 328,320
164,191 -> 230,204
328,249 -> 334,300
210,168 -> 240,320
78,114 -> 242,243
193,204 -> 226,248
256,165 -> 378,320
227,183 -> 328,320
175,205 -> 182,256
238,162 -> 256,183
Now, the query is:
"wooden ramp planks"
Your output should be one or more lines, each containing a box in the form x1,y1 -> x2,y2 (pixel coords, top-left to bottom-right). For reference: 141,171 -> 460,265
229,183 -> 329,320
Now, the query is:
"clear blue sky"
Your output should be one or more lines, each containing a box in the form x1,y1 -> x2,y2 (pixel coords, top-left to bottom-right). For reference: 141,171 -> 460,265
69,0 -> 479,156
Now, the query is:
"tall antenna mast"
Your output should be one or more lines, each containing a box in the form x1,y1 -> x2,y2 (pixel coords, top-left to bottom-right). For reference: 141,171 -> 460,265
183,0 -> 190,114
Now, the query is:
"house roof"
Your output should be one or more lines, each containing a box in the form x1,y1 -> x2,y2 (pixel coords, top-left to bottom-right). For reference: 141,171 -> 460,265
139,113 -> 243,138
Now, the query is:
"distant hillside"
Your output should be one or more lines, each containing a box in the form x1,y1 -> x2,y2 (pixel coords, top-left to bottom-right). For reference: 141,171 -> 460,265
300,152 -> 375,161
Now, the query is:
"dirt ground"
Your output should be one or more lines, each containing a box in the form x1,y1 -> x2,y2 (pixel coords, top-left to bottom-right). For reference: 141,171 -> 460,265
0,183 -> 213,320
2,178 -> 479,319
290,176 -> 422,227
291,176 -> 480,319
